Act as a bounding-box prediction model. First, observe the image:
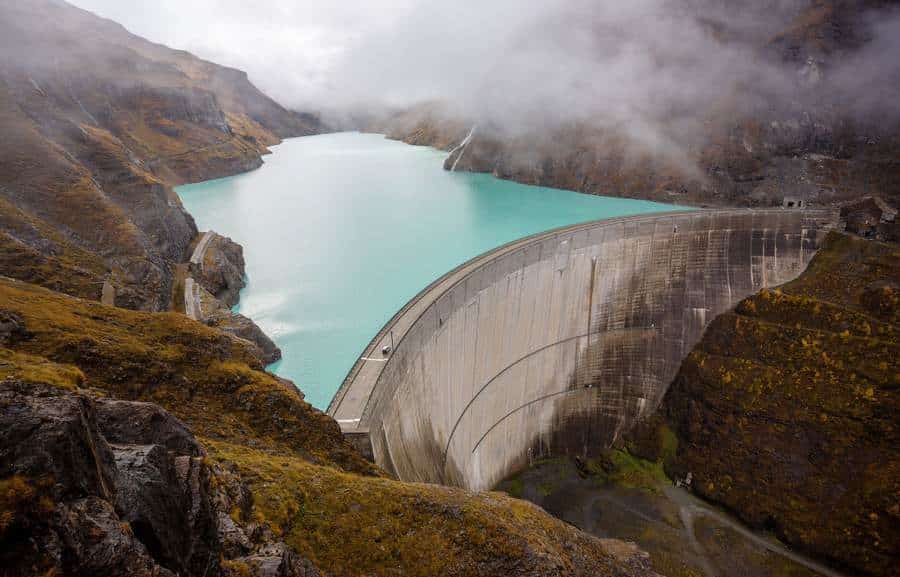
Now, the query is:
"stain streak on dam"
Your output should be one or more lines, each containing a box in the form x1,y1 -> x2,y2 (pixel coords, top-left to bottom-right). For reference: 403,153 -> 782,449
329,209 -> 835,491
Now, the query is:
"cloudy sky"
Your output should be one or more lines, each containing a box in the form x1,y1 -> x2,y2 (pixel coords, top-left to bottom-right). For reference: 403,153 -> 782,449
68,0 -> 900,136
68,1 -> 794,112
69,0 -> 419,107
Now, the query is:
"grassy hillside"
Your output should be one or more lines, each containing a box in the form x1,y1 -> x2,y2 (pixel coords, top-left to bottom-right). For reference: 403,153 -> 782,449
0,276 -> 654,576
631,233 -> 899,577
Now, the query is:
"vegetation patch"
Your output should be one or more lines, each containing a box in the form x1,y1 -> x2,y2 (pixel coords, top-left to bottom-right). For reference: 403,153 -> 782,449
207,441 -> 620,577
636,232 -> 899,577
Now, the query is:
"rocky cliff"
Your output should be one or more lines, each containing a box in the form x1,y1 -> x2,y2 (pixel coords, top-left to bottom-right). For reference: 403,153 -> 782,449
628,232 -> 899,577
375,0 -> 900,209
0,0 -> 321,312
188,232 -> 283,365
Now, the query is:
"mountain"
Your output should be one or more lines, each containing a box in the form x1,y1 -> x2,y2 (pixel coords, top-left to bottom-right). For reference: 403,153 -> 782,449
375,0 -> 900,209
0,0 -> 321,311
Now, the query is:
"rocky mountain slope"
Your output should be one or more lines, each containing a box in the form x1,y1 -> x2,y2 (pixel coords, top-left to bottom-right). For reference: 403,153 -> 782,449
628,232 -> 899,577
0,277 -> 660,577
375,0 -> 900,209
0,0 -> 321,312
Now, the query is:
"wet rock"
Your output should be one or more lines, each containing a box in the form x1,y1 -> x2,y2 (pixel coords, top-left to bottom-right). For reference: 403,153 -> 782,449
0,381 -> 116,501
232,543 -> 322,577
193,234 -> 247,309
0,310 -> 31,345
55,496 -> 175,577
96,398 -> 204,457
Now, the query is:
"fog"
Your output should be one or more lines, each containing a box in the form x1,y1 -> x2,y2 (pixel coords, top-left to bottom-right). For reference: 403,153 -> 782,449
71,0 -> 900,142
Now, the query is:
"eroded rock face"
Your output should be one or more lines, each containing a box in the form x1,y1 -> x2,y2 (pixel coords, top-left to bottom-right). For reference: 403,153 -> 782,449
207,309 -> 283,365
0,380 -> 117,501
112,444 -> 217,576
0,380 -> 318,577
191,233 -> 282,365
193,234 -> 247,309
56,496 -> 176,577
96,398 -> 205,457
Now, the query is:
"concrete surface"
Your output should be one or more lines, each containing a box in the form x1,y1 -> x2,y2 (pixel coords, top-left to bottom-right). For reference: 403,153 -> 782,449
328,209 -> 836,491
190,231 -> 215,267
184,231 -> 215,321
184,277 -> 200,321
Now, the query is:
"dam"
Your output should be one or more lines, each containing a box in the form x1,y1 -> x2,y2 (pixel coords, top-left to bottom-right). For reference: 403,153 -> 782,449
328,209 -> 836,491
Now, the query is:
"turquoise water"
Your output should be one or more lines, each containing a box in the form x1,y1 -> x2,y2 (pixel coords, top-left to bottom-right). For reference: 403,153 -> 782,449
177,132 -> 682,409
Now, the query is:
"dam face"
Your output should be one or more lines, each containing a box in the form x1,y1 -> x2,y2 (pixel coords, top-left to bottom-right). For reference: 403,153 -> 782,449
329,209 -> 835,491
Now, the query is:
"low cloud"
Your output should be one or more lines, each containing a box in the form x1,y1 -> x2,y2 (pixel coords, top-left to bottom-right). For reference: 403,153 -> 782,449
71,0 -> 900,153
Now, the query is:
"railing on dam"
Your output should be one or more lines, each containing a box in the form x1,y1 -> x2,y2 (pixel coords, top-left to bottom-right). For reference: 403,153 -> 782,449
328,209 -> 836,491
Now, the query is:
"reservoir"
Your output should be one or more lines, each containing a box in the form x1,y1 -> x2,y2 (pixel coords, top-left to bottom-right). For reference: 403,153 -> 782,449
177,132 -> 681,408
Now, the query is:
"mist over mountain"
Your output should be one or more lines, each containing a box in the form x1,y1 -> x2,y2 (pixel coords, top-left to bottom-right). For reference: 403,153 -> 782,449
74,0 -> 900,129
71,0 -> 900,207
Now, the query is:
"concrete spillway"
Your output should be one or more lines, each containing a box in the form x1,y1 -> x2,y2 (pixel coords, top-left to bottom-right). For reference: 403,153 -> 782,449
328,209 -> 835,491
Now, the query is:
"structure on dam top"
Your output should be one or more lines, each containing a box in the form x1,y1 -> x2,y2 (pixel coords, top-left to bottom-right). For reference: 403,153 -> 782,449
329,209 -> 836,492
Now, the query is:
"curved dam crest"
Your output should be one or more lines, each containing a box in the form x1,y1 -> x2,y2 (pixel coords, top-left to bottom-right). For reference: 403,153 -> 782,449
329,209 -> 836,491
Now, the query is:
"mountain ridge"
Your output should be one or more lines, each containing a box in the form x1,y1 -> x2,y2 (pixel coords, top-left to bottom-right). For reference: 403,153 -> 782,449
0,0 -> 322,311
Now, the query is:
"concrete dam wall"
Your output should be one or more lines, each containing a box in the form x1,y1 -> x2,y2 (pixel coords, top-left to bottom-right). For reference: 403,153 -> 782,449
329,209 -> 835,491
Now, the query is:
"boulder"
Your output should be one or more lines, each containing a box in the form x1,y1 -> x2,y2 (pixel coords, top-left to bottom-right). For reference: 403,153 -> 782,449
96,398 -> 204,457
0,379 -> 323,577
55,496 -> 175,577
0,380 -> 116,501
0,310 -> 31,345
193,234 -> 247,309
111,444 -> 219,576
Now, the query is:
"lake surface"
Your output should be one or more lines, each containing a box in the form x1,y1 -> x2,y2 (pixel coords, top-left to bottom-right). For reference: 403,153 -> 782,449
178,132 -> 682,409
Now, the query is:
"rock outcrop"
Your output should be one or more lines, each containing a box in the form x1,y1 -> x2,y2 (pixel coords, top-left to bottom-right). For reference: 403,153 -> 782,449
0,380 -> 319,577
206,307 -> 283,365
193,234 -> 247,309
189,232 -> 282,364
0,0 -> 321,311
